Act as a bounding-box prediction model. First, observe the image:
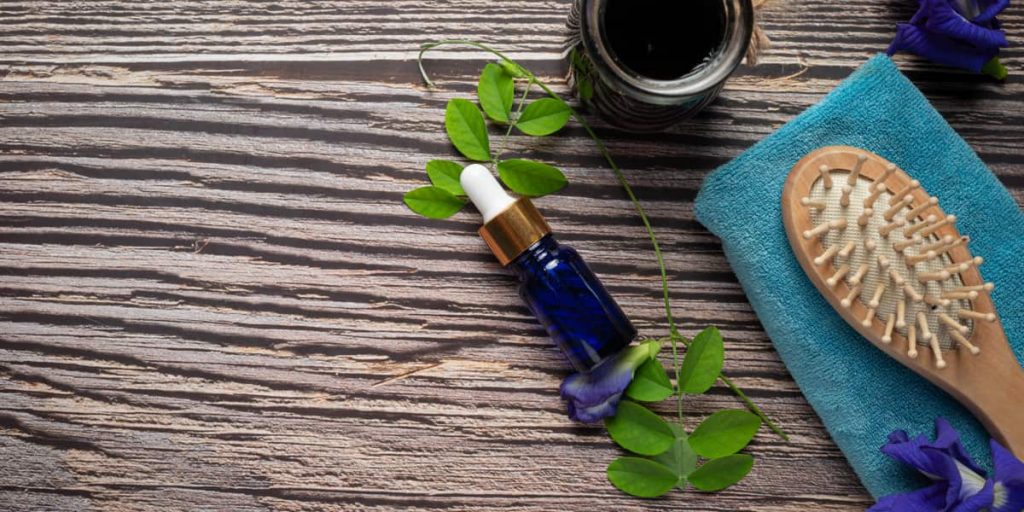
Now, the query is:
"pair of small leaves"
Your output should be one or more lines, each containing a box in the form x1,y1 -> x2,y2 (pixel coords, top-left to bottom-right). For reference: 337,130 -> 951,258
478,61 -> 572,135
403,160 -> 466,219
607,418 -> 755,497
447,78 -> 572,163
641,423 -> 754,492
606,401 -> 760,461
625,326 -> 724,402
404,158 -> 567,218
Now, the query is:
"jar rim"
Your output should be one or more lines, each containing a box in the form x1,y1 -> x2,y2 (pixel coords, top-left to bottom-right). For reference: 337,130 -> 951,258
580,0 -> 754,106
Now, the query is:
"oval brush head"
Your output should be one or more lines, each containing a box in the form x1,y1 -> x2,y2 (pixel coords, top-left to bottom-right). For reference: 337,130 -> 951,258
782,145 -> 1024,456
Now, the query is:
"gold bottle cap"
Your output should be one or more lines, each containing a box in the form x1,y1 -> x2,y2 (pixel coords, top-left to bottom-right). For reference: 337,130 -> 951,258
479,198 -> 552,266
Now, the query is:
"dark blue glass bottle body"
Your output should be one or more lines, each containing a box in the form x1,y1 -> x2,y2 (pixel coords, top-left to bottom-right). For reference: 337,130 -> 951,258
508,234 -> 636,372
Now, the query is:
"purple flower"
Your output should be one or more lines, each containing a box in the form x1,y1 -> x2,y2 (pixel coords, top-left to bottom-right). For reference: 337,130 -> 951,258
560,341 -> 659,423
870,417 -> 1024,511
992,440 -> 1024,511
887,0 -> 1009,78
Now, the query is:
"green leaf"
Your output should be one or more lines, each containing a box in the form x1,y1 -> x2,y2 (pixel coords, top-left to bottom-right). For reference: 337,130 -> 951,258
496,159 -> 567,197
688,409 -> 762,459
425,160 -> 464,196
577,76 -> 593,102
606,457 -> 678,498
477,63 -> 515,123
626,358 -> 673,402
688,454 -> 754,492
444,99 -> 490,161
498,59 -> 529,79
604,400 -> 674,456
679,326 -> 724,395
515,98 -> 571,136
982,56 -> 1008,81
403,186 -> 466,219
653,424 -> 698,490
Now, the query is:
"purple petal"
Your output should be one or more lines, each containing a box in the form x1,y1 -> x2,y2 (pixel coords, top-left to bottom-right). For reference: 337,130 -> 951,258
560,356 -> 634,407
991,440 -> 1024,512
887,23 -> 997,72
869,484 -> 948,511
888,429 -> 911,444
949,463 -> 992,511
933,418 -> 986,476
567,392 -> 622,423
970,0 -> 1009,23
881,432 -> 941,474
924,0 -> 1008,50
954,478 -> 994,511
559,342 -> 653,408
992,440 -> 1024,485
879,418 -> 985,481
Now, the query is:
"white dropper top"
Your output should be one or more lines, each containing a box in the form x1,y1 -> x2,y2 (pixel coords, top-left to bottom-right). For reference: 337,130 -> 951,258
461,164 -> 515,223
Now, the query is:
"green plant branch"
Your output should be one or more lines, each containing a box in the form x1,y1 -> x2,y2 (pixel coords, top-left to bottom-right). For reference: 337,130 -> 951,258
418,39 -> 787,441
492,78 -> 533,165
657,335 -> 789,441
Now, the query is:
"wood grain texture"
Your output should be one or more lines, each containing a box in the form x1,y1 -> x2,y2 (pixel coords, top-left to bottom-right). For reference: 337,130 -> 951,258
0,0 -> 1021,510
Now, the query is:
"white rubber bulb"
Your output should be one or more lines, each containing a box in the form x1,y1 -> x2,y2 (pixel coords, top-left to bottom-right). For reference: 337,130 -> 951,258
461,164 -> 515,223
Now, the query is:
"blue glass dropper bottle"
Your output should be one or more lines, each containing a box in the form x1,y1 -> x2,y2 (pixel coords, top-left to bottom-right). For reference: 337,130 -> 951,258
461,164 -> 636,372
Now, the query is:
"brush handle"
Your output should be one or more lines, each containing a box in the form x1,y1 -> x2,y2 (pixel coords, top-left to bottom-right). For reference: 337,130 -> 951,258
949,333 -> 1024,458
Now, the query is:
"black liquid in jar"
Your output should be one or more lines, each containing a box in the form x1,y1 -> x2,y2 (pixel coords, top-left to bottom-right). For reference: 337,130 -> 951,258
603,0 -> 726,80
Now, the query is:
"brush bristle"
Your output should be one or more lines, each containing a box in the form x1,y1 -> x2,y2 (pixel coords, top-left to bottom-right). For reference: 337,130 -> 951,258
802,154 -> 995,369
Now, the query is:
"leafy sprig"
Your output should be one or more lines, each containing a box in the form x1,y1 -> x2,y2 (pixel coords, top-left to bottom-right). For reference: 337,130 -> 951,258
608,327 -> 760,496
403,54 -> 570,218
412,40 -> 789,498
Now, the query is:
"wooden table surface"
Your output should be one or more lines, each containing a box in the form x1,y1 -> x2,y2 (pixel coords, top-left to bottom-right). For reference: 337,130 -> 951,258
1,1 -> 1022,510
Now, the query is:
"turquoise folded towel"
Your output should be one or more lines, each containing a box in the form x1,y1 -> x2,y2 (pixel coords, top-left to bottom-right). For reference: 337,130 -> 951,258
694,54 -> 1024,498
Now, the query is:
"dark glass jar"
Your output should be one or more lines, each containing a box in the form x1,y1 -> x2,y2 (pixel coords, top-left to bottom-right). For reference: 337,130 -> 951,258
567,0 -> 754,132
508,234 -> 637,372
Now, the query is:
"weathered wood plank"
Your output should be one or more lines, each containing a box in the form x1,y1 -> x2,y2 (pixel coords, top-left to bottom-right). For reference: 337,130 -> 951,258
1,0 -> 1021,509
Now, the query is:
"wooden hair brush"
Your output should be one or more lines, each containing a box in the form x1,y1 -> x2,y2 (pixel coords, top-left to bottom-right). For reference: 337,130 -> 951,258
782,145 -> 1024,456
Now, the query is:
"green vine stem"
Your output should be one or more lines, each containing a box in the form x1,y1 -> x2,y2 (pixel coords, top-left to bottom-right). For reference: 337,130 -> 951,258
418,39 -> 788,441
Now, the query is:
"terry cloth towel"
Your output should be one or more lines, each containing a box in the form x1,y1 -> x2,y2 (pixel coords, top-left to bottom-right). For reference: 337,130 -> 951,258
694,54 -> 1024,498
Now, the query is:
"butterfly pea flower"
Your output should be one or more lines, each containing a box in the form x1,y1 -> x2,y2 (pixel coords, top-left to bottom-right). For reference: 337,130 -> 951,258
869,417 -> 1024,511
560,341 -> 660,423
887,0 -> 1010,78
